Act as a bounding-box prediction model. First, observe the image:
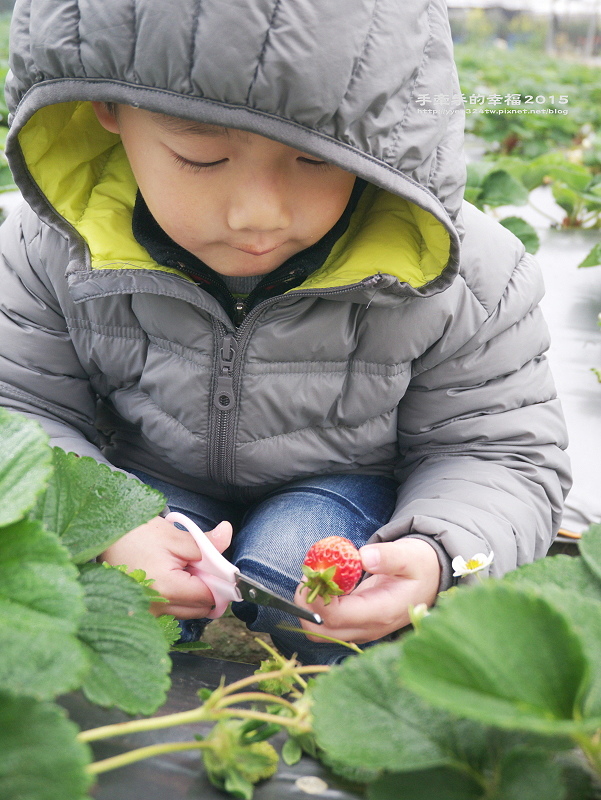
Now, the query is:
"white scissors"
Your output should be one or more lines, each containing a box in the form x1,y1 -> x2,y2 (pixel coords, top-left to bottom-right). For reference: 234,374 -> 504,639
166,512 -> 322,624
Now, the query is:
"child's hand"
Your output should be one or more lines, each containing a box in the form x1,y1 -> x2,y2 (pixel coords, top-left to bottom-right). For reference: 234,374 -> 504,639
100,516 -> 233,619
294,538 -> 440,644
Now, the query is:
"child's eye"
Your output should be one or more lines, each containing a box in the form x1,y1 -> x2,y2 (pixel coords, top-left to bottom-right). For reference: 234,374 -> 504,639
172,153 -> 228,172
297,157 -> 332,170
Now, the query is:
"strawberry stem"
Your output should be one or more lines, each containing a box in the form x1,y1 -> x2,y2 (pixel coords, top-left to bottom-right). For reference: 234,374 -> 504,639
306,585 -> 322,604
87,740 -> 209,775
276,623 -> 363,654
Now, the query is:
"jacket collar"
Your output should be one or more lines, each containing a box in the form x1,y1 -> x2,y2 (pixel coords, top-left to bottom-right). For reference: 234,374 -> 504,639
131,180 -> 367,322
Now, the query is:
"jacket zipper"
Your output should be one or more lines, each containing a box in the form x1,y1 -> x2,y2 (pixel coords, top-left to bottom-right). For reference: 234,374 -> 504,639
234,300 -> 247,326
209,330 -> 238,485
213,333 -> 238,412
206,276 -> 384,487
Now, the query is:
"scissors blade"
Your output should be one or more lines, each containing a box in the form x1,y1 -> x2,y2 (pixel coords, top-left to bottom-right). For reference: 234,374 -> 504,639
235,574 -> 322,625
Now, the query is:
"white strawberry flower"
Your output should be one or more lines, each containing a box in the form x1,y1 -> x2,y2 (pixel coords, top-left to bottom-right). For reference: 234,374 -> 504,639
452,551 -> 494,578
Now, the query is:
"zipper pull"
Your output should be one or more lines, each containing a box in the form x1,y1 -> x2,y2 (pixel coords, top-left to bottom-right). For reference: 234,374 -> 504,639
213,334 -> 238,411
234,300 -> 247,326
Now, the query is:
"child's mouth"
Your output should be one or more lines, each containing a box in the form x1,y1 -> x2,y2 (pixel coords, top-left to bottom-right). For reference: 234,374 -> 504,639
234,244 -> 282,256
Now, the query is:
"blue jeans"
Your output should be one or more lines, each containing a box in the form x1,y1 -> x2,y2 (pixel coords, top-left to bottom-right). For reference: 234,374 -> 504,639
130,471 -> 397,664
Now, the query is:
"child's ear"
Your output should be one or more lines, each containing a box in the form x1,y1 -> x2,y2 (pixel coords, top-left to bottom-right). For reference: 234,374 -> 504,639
91,101 -> 120,134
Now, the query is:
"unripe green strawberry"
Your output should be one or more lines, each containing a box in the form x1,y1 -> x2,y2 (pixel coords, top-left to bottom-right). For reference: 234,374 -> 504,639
203,719 -> 279,796
301,536 -> 362,605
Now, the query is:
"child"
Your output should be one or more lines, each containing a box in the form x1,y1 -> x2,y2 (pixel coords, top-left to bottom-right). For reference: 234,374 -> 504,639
0,0 -> 570,663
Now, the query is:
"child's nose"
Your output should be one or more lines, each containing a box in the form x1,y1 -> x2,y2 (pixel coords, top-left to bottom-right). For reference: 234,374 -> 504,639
227,179 -> 292,232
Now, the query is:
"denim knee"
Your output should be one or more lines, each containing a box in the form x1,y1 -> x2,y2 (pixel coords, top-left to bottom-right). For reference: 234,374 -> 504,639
229,474 -> 397,664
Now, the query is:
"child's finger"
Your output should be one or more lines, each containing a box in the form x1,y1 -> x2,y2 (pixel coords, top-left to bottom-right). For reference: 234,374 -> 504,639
165,519 -> 233,562
294,574 -> 426,643
360,538 -> 439,579
203,520 -> 233,554
293,582 -> 376,642
158,603 -> 216,620
159,568 -> 218,608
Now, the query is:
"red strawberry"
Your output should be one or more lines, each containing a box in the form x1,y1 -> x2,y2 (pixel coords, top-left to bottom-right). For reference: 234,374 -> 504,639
301,536 -> 362,605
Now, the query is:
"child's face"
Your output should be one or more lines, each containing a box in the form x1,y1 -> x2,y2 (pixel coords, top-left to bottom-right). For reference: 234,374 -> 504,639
93,104 -> 357,276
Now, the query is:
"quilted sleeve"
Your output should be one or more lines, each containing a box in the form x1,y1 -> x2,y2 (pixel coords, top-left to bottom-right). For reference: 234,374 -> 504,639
0,204 -> 114,464
375,244 -> 571,578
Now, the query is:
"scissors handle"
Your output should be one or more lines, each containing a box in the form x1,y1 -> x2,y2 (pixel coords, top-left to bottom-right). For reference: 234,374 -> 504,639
165,512 -> 240,619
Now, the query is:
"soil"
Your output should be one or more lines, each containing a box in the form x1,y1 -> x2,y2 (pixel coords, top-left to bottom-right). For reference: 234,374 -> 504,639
198,611 -> 273,665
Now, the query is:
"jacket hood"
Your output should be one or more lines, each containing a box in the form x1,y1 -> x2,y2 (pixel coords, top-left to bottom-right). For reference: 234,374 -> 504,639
5,0 -> 465,295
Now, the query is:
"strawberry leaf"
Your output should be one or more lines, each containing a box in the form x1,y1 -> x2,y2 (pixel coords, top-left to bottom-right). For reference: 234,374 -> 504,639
312,642 -> 576,795
0,408 -> 52,527
400,584 -> 594,735
281,737 -> 303,766
578,242 -> 601,268
503,552 -> 601,601
368,767 -> 483,800
76,563 -> 171,714
0,520 -> 87,699
0,693 -> 92,800
102,562 -> 169,603
367,749 -> 569,800
158,614 -> 183,647
577,523 -> 601,583
313,642 -> 472,773
32,449 -> 166,563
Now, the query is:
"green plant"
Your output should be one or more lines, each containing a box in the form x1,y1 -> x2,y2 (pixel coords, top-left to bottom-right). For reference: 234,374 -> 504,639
0,407 -> 175,798
309,524 -> 601,799
5,405 -> 601,800
0,408 -> 328,800
465,159 -> 540,253
454,43 -> 601,265
79,645 -> 328,800
455,46 -> 601,159
466,153 -> 601,265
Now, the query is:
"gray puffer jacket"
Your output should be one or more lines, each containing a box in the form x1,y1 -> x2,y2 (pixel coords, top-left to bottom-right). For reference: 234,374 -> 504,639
0,0 -> 570,577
